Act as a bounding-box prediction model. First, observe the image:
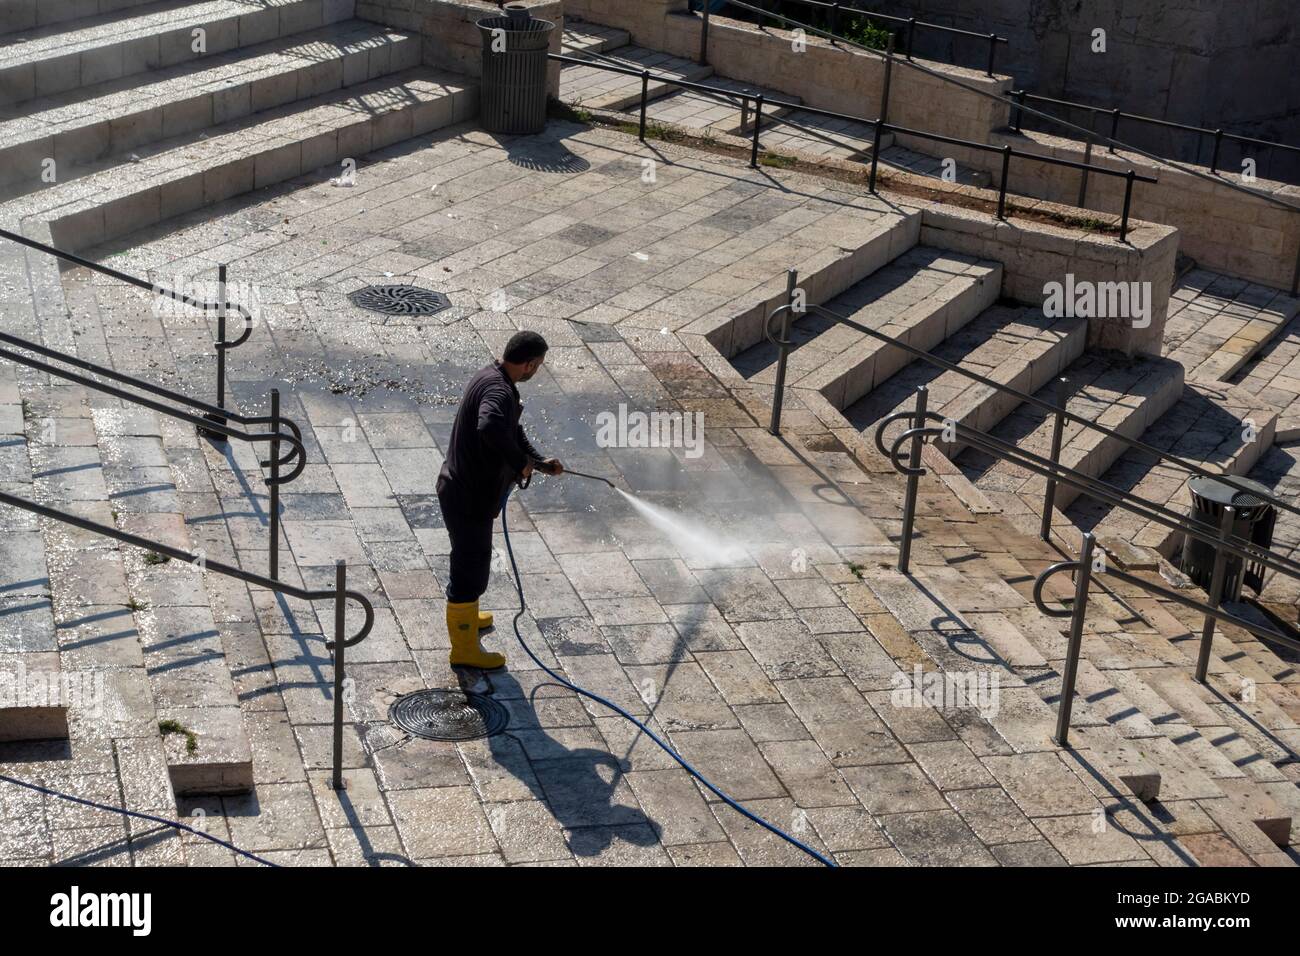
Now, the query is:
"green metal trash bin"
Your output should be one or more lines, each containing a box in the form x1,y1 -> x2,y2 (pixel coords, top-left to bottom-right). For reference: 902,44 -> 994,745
477,4 -> 555,135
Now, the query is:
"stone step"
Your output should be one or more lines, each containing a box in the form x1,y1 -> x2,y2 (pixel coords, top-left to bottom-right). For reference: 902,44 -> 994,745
0,0 -> 179,37
9,68 -> 476,252
878,143 -> 992,188
638,76 -> 801,138
945,511 -> 1300,851
0,0 -> 353,107
957,352 -> 1186,512
857,562 -> 1198,829
1166,268 -> 1300,385
732,246 -> 999,412
931,518 -> 1300,853
685,206 -> 920,359
843,305 -> 1086,458
558,42 -> 714,113
1067,380 -> 1280,557
1231,311 -> 1300,443
0,364 -> 68,744
0,19 -> 418,194
561,20 -> 630,56
760,107 -> 893,163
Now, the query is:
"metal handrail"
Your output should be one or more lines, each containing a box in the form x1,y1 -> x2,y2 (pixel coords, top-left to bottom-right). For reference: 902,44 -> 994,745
0,331 -> 305,578
0,485 -> 371,789
762,296 -> 1300,527
879,410 -> 1300,584
698,0 -> 1009,75
551,51 -> 1155,238
685,0 -> 1300,293
1009,90 -> 1300,176
0,226 -> 252,413
1033,532 -> 1300,746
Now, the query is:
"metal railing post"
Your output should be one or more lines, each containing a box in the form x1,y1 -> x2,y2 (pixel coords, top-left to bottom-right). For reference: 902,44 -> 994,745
1119,168 -> 1136,242
332,559 -> 347,791
1210,128 -> 1223,174
768,269 -> 798,436
638,70 -> 649,141
898,385 -> 928,574
216,263 -> 227,412
269,387 -> 280,579
1108,108 -> 1120,153
830,3 -> 840,43
1054,532 -> 1095,747
904,17 -> 915,60
750,93 -> 763,167
200,264 -> 230,443
1194,506 -> 1236,684
869,35 -> 895,193
1040,376 -> 1068,541
1292,232 -> 1300,297
699,1 -> 710,66
1011,89 -> 1025,132
986,33 -> 997,76
1077,136 -> 1093,207
996,145 -> 1011,219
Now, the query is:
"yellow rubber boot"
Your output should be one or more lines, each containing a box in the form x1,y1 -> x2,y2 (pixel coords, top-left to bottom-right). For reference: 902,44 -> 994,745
447,600 -> 505,670
478,609 -> 494,629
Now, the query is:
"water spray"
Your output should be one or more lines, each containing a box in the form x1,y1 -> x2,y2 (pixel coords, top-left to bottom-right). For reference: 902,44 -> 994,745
498,480 -> 835,867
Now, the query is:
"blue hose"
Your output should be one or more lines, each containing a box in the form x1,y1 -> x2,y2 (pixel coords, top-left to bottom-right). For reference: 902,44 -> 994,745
498,487 -> 836,867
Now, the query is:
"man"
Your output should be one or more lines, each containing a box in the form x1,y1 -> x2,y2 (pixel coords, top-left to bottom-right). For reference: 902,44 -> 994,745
437,331 -> 563,669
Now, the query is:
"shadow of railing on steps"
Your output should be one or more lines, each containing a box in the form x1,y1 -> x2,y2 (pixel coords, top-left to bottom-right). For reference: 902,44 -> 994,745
0,487 -> 373,789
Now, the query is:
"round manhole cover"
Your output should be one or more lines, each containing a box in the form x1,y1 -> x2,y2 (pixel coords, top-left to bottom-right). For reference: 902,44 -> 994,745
348,284 -> 451,316
389,689 -> 510,741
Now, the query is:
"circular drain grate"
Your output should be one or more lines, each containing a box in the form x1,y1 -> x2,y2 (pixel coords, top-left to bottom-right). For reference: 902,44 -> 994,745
389,689 -> 510,742
348,284 -> 450,316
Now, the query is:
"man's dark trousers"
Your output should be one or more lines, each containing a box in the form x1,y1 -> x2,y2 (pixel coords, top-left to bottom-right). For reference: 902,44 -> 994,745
438,484 -> 494,604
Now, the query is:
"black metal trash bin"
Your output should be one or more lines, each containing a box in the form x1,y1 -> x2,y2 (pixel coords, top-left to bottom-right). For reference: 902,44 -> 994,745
477,4 -> 555,135
1181,475 -> 1276,600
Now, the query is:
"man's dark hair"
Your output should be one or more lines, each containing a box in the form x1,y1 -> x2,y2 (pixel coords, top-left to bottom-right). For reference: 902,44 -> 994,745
503,330 -> 548,364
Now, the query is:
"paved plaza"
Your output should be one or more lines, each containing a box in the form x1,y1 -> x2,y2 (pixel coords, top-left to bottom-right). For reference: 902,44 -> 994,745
0,123 -> 1199,865
1,2 -> 1299,874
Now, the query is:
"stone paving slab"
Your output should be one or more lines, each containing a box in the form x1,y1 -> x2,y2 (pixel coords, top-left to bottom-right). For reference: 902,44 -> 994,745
558,42 -> 713,113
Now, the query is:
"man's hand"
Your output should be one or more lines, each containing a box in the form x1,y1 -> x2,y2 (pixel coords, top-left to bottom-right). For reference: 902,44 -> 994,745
537,458 -> 564,475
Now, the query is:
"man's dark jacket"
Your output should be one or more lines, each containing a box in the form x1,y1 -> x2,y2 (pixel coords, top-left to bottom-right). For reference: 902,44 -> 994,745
437,362 -> 543,520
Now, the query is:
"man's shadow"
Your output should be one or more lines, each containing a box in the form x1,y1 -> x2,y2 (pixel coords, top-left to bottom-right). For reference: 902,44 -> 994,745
472,667 -> 660,858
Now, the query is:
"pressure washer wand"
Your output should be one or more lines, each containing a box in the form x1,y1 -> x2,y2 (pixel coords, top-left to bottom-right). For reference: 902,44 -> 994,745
562,468 -> 616,489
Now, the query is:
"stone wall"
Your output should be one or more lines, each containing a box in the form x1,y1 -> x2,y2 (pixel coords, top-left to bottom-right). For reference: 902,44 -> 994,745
563,0 -> 1011,144
358,0 -> 563,94
918,201 -> 1178,358
937,130 -> 1300,293
865,0 -> 1300,182
567,0 -> 1298,293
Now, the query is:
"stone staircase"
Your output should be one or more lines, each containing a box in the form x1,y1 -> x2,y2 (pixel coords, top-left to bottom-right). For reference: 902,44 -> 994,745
0,0 -> 478,856
1056,271 -> 1300,570
695,211 -> 1300,863
559,20 -> 990,182
0,0 -> 476,253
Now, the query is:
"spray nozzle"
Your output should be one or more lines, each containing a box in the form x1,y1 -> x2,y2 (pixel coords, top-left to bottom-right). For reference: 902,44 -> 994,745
564,468 -> 616,489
